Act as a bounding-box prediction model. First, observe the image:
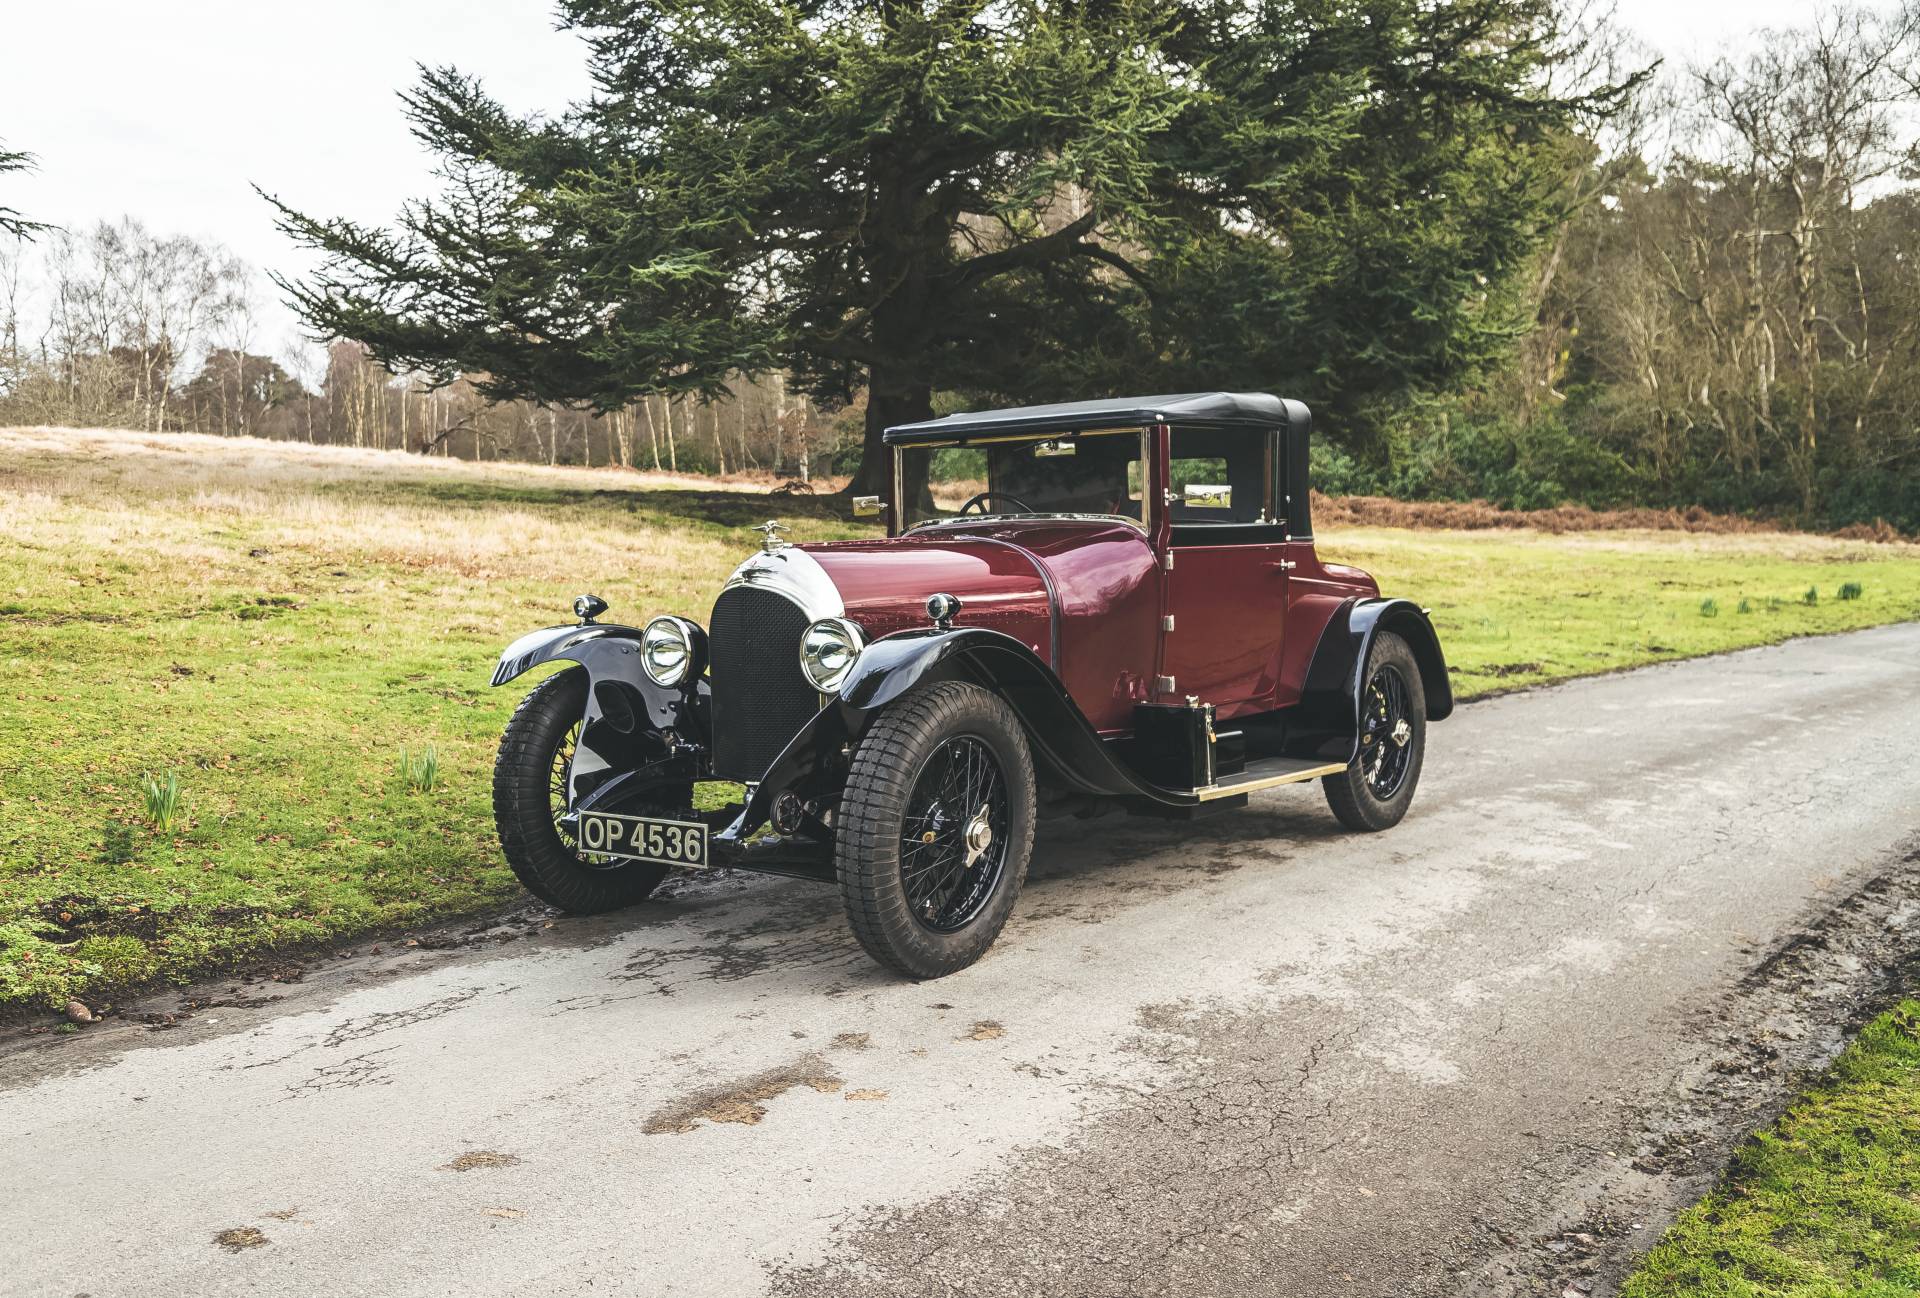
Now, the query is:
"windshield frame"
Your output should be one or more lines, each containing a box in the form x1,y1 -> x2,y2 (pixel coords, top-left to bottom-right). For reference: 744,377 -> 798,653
892,425 -> 1156,535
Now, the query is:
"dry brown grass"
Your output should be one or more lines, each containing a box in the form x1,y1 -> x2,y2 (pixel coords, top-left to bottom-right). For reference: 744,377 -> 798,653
0,424 -> 842,499
0,426 -> 859,592
1312,489 -> 1914,543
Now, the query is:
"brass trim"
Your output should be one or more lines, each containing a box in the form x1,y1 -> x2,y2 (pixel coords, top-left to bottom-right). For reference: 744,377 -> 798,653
1193,762 -> 1347,802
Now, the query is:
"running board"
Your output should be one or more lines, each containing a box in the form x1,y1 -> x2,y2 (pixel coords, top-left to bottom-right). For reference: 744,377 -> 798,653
1192,757 -> 1347,802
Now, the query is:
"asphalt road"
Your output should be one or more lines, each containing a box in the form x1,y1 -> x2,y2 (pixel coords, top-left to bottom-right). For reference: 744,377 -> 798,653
7,624 -> 1920,1298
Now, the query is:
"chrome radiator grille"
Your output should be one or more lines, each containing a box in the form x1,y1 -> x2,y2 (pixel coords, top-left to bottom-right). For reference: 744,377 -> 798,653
708,584 -> 820,781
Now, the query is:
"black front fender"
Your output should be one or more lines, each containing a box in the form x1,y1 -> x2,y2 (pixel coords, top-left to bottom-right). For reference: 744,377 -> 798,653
490,623 -> 706,809
728,628 -> 1177,846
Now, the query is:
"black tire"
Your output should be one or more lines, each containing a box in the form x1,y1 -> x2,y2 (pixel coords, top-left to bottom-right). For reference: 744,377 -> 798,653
493,667 -> 671,913
1324,631 -> 1427,833
836,681 -> 1036,979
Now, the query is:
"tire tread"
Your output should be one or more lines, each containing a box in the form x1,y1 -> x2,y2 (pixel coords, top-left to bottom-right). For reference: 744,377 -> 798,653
836,681 -> 1035,978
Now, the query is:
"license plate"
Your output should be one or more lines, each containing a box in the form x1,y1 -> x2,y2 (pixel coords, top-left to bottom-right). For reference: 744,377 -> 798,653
577,811 -> 709,868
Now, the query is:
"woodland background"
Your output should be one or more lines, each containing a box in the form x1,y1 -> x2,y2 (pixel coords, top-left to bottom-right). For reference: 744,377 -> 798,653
5,2 -> 1920,531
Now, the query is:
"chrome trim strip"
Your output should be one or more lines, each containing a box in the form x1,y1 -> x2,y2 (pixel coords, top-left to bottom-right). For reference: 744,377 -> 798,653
905,512 -> 1145,535
1192,762 -> 1347,802
719,546 -> 845,623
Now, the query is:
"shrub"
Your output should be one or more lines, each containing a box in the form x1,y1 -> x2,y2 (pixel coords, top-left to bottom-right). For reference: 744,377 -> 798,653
1736,598 -> 1752,614
397,745 -> 440,793
1803,585 -> 1819,605
1838,581 -> 1863,601
1699,598 -> 1719,618
138,771 -> 184,834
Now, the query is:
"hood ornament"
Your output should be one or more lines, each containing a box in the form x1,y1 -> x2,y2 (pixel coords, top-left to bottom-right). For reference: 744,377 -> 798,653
756,520 -> 791,553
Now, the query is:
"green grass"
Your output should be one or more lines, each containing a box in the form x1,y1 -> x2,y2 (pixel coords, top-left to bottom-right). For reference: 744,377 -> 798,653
1328,528 -> 1920,696
1623,1001 -> 1920,1298
4,427 -> 1920,1012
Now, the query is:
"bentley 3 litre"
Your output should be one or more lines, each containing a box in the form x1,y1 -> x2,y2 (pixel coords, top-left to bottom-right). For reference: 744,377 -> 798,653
490,393 -> 1452,978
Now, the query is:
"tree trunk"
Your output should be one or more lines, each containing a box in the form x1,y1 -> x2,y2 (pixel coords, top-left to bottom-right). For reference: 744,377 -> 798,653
639,398 -> 661,470
846,368 -> 934,515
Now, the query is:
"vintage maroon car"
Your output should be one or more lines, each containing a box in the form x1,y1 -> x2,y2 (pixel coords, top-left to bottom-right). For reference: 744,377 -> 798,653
490,393 -> 1452,977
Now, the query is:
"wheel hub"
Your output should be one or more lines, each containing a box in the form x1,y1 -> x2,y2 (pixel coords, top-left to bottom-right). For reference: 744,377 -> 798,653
963,805 -> 993,865
898,736 -> 1009,934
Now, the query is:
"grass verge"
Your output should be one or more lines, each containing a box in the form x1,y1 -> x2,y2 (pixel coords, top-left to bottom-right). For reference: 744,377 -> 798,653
5,426 -> 1920,1012
1622,1000 -> 1920,1297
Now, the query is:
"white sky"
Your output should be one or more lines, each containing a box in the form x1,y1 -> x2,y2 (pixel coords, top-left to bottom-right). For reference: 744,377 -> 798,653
0,0 -> 1848,364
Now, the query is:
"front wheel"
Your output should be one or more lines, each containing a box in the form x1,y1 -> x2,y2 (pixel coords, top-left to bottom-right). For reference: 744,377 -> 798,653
1323,631 -> 1427,832
836,681 -> 1036,979
493,667 -> 672,912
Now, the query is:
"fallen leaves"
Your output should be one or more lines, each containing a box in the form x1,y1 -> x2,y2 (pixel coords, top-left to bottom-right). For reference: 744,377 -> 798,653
442,1151 -> 523,1172
213,1227 -> 268,1253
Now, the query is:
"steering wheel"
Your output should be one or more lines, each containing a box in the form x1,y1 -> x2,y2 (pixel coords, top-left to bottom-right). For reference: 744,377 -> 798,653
958,491 -> 1036,516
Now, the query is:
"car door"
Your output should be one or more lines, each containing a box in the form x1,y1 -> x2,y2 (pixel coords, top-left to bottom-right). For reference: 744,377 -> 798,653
1151,425 -> 1290,717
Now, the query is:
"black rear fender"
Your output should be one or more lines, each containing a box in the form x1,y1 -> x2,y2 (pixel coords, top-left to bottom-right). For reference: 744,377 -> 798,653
1286,598 -> 1452,765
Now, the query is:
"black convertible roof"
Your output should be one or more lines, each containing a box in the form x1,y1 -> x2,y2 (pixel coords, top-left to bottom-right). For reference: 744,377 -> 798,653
883,392 -> 1298,445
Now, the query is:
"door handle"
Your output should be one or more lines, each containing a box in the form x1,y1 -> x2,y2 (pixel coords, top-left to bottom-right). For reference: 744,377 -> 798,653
1267,559 -> 1297,571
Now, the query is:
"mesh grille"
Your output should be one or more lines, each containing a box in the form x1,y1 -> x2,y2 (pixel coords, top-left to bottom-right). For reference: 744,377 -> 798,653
709,584 -> 820,781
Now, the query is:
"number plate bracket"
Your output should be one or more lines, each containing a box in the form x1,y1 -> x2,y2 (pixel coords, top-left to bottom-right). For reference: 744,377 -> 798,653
576,811 -> 710,868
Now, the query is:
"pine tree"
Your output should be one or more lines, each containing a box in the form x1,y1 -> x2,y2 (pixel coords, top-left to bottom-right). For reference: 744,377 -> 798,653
1,141 -> 50,240
269,0 -> 1630,503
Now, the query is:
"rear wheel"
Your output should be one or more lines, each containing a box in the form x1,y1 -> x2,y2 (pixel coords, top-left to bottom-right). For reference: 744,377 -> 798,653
493,667 -> 672,912
1324,632 -> 1427,832
836,682 -> 1036,979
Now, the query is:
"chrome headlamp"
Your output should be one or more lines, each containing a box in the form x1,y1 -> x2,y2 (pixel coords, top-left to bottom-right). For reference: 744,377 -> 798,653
640,616 -> 705,688
799,617 -> 865,693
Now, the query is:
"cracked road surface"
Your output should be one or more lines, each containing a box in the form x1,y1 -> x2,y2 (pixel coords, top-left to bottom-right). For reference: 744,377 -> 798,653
6,624 -> 1920,1297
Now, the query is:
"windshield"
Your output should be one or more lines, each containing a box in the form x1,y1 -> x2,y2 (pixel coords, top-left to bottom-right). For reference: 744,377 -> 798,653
904,430 -> 1147,530
902,425 -> 1277,531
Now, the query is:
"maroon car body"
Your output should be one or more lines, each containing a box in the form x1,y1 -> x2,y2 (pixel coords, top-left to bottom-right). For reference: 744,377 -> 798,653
491,393 -> 1453,977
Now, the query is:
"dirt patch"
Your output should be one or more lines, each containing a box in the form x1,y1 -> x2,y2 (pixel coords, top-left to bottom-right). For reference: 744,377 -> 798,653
1467,661 -> 1546,678
832,1032 -> 872,1051
34,895 -> 166,942
845,1089 -> 889,1102
642,1056 -> 845,1134
213,1226 -> 268,1253
442,1150 -> 523,1172
963,1020 -> 1006,1041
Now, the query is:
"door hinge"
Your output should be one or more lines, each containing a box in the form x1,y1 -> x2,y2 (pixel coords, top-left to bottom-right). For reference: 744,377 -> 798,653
1162,615 -> 1175,631
1162,551 -> 1175,571
1154,674 -> 1177,693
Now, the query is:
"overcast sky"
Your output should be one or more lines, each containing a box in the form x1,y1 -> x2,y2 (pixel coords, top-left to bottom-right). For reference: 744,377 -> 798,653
0,0 -> 1844,362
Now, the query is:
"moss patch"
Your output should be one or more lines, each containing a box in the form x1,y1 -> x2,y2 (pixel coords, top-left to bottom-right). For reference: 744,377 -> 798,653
1623,1001 -> 1920,1297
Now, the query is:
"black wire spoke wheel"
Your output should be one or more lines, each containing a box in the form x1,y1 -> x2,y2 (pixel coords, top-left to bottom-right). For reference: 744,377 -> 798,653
1361,663 -> 1415,800
1324,631 -> 1427,833
547,717 -> 617,870
835,681 -> 1036,979
899,735 -> 1009,933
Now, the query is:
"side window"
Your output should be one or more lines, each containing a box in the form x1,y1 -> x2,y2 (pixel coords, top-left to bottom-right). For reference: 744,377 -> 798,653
1158,429 -> 1272,526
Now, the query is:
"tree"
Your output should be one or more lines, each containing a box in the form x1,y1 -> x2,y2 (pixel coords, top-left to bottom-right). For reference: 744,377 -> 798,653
0,140 -> 50,241
177,348 -> 304,438
271,0 -> 1632,506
